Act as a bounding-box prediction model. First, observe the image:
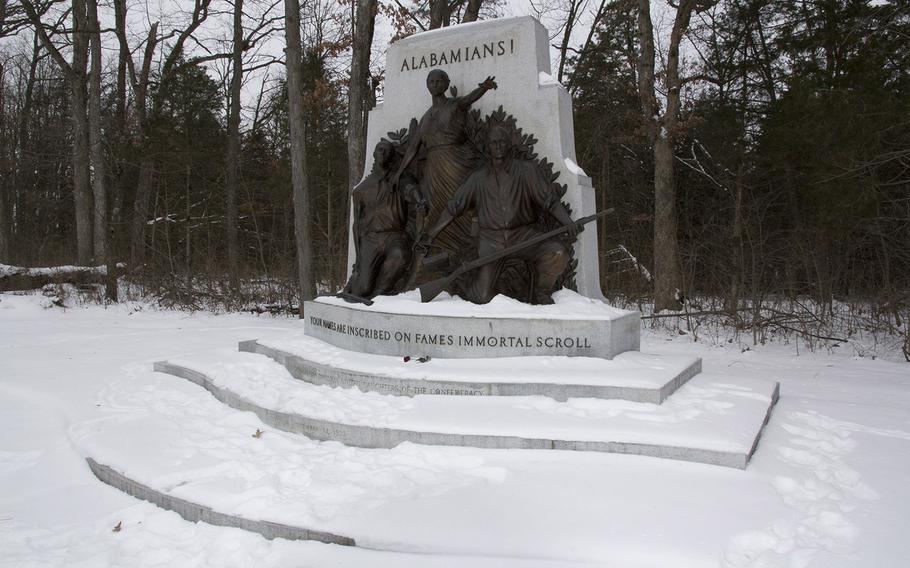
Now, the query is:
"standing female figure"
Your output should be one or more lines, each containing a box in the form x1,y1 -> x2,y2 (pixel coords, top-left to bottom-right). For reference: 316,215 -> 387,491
394,69 -> 497,259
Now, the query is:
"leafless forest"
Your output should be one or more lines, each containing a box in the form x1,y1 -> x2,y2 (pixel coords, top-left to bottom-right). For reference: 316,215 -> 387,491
0,0 -> 907,357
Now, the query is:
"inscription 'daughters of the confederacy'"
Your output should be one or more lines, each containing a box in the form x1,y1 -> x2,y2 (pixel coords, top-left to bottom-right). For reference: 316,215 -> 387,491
309,316 -> 593,350
399,39 -> 516,72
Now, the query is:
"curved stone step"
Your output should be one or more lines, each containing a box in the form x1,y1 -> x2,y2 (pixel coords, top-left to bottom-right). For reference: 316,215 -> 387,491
239,335 -> 701,403
153,350 -> 779,469
76,363 -> 785,562
86,458 -> 355,545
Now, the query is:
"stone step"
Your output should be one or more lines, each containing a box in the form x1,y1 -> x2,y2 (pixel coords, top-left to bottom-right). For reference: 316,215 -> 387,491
153,349 -> 778,469
239,334 -> 702,403
75,363 -> 784,561
85,458 -> 355,545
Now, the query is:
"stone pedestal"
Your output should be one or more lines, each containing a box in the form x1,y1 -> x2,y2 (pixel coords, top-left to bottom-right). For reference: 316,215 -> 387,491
303,295 -> 640,359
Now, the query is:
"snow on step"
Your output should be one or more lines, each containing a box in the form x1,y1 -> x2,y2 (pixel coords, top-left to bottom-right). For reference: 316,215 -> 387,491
240,334 -> 701,403
75,365 -> 787,562
155,349 -> 778,468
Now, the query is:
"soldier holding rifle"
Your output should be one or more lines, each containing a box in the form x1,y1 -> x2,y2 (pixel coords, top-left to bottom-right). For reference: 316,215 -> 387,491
418,126 -> 584,305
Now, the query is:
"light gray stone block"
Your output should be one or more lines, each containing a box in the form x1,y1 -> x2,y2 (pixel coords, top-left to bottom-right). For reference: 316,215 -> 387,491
302,300 -> 640,359
238,339 -> 700,403
85,458 -> 355,545
153,360 -> 779,469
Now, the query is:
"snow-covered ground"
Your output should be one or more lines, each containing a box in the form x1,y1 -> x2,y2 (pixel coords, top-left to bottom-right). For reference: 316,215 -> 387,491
1,291 -> 908,567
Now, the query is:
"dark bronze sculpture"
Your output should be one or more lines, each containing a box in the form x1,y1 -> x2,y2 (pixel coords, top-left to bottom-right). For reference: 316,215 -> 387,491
419,126 -> 583,305
343,70 -> 588,306
419,207 -> 612,303
345,140 -> 423,298
393,70 -> 497,263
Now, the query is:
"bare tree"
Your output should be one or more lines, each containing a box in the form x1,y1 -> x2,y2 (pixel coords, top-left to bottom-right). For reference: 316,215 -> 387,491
565,0 -> 608,93
112,0 -> 222,267
0,1 -> 31,264
429,0 -> 449,28
285,0 -> 314,307
636,0 -> 711,311
0,58 -> 7,261
21,0 -> 93,264
555,0 -> 584,83
87,0 -> 105,264
347,0 -> 376,191
225,0 -> 244,286
461,0 -> 483,22
109,0 -> 127,236
4,34 -> 43,263
216,0 -> 281,283
530,0 -> 592,84
427,0 -> 493,29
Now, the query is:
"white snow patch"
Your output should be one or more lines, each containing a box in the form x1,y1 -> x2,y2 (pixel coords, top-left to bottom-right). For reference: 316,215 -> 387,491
618,244 -> 653,282
538,71 -> 563,88
563,158 -> 587,177
261,333 -> 699,388
0,263 -> 108,278
319,288 -> 634,320
1,292 -> 909,567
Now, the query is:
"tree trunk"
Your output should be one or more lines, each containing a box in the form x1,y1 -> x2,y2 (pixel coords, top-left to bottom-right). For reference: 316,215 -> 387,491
185,163 -> 191,269
347,0 -> 376,191
556,0 -> 581,84
71,0 -> 93,265
130,157 -> 154,266
285,0 -> 314,309
19,0 -> 100,264
429,0 -> 448,29
567,0 -> 607,93
652,135 -> 682,310
636,0 -> 693,312
11,34 -> 41,261
726,165 -> 744,315
0,61 -> 8,261
225,0 -> 243,286
461,0 -> 482,23
111,0 -> 128,244
0,180 -> 7,262
88,0 -> 106,264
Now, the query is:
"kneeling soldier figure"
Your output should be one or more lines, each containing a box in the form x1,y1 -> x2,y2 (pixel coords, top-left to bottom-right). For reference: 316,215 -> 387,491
421,126 -> 581,305
346,140 -> 423,298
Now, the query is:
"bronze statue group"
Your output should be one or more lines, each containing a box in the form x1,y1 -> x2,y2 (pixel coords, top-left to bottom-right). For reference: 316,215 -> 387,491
345,69 -> 586,306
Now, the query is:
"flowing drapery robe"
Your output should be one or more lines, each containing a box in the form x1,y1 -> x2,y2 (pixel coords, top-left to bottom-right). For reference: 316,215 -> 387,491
415,97 -> 480,258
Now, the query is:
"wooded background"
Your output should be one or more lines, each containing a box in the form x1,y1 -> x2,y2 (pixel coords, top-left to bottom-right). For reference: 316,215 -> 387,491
0,0 -> 907,327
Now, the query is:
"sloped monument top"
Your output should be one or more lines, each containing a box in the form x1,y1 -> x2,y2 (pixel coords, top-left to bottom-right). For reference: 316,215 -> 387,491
352,16 -> 604,300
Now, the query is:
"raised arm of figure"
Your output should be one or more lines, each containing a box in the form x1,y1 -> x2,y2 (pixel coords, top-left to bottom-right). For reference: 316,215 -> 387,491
457,76 -> 498,109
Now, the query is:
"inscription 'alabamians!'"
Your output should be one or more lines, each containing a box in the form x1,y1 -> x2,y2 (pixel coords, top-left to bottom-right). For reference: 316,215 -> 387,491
400,39 -> 515,72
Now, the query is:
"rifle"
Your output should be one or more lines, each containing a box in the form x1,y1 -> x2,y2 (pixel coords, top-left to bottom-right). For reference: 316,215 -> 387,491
419,208 -> 615,303
403,202 -> 428,290
405,245 -> 451,290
